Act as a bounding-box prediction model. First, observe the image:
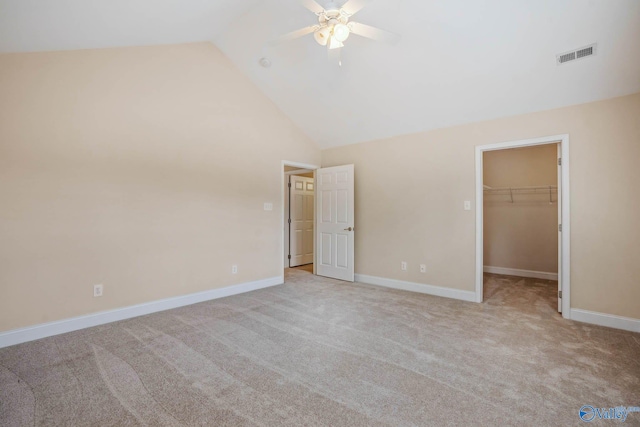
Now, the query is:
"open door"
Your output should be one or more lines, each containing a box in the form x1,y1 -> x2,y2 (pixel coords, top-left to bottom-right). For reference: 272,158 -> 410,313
557,143 -> 563,313
289,176 -> 314,267
316,164 -> 355,282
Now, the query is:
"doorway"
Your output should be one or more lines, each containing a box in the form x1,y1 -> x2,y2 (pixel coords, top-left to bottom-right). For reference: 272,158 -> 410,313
282,161 -> 319,282
483,144 -> 559,313
475,135 -> 571,319
280,161 -> 356,283
285,168 -> 315,268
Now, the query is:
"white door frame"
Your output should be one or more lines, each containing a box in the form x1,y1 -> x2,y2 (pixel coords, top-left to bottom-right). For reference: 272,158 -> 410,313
282,160 -> 320,276
288,175 -> 315,267
284,169 -> 314,268
475,134 -> 571,318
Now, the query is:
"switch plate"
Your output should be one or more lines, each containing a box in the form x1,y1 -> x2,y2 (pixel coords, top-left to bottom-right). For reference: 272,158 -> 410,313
464,201 -> 471,211
232,265 -> 238,274
264,203 -> 273,211
93,284 -> 103,297
401,261 -> 407,271
420,264 -> 426,273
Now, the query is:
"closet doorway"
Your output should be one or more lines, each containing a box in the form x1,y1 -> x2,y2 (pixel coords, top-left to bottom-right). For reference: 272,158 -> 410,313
475,135 -> 571,319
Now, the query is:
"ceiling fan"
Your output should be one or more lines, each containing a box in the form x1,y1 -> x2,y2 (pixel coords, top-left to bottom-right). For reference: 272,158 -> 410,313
269,0 -> 400,65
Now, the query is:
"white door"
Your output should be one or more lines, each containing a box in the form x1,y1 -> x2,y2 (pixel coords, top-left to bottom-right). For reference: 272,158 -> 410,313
557,143 -> 562,313
289,176 -> 314,267
316,165 -> 355,281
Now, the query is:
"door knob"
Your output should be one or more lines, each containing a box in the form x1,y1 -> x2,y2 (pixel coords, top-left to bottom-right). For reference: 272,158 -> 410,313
344,227 -> 354,231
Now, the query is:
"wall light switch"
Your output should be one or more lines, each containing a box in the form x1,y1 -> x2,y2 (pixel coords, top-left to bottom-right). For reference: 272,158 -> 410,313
264,203 -> 273,211
464,201 -> 471,211
93,284 -> 103,297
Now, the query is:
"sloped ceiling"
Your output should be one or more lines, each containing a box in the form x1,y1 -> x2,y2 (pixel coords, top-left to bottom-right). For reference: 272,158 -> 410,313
2,0 -> 639,148
0,0 -> 259,52
215,0 -> 640,148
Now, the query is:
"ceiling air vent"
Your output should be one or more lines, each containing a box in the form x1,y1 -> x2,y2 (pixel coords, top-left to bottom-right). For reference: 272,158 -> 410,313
557,43 -> 597,65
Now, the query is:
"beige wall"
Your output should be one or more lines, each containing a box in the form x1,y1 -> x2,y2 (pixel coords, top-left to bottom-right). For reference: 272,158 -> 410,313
483,144 -> 558,273
0,42 -> 320,332
322,92 -> 640,319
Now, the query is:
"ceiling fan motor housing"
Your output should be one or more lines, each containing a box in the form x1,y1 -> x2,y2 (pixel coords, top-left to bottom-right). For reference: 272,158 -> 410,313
318,12 -> 348,25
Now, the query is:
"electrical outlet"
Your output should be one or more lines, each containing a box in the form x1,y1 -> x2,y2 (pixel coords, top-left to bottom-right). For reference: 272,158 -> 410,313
401,261 -> 407,271
263,203 -> 273,211
420,264 -> 427,273
232,265 -> 238,274
93,284 -> 103,297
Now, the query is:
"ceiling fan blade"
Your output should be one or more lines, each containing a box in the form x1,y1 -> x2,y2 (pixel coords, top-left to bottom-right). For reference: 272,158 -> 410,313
269,25 -> 318,46
301,0 -> 325,14
340,0 -> 371,16
349,22 -> 400,43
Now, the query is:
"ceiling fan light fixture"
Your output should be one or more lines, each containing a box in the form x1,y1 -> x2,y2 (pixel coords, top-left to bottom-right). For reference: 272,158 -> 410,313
314,26 -> 330,46
333,23 -> 350,42
328,36 -> 344,50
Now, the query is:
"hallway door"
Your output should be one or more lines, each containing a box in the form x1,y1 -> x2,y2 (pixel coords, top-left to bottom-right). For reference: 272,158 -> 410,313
289,176 -> 314,267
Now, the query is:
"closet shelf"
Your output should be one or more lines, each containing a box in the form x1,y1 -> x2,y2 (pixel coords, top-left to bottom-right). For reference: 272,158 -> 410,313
483,185 -> 557,203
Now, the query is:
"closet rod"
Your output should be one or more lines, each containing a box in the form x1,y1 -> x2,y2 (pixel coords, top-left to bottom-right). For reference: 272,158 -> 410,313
483,185 -> 557,192
483,185 -> 557,203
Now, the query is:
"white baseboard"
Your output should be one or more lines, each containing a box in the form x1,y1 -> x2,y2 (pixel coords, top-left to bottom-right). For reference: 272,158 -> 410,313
355,274 -> 476,303
484,266 -> 558,281
0,276 -> 283,349
570,309 -> 640,333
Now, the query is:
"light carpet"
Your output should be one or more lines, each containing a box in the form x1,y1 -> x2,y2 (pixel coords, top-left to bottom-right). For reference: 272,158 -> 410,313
1,268 -> 639,426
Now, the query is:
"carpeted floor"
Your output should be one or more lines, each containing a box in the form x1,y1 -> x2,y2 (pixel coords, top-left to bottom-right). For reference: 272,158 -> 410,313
1,269 -> 639,426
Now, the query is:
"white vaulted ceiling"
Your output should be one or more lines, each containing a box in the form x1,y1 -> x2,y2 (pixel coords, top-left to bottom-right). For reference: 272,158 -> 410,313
0,0 -> 260,52
2,0 -> 639,148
